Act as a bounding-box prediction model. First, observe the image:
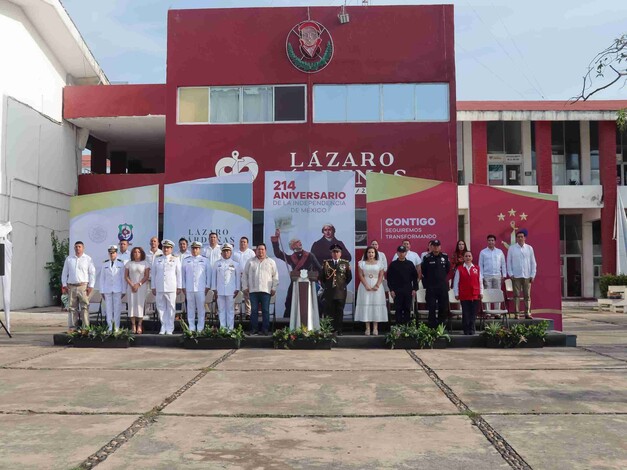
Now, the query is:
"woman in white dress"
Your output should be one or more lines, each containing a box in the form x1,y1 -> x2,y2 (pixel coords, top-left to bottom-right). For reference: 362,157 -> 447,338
125,247 -> 150,334
355,247 -> 387,335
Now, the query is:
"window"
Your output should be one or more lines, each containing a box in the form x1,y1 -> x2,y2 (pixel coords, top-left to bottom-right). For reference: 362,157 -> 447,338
551,121 -> 581,185
457,122 -> 464,185
177,85 -> 306,124
590,122 -> 600,185
313,83 -> 450,123
487,122 -> 522,154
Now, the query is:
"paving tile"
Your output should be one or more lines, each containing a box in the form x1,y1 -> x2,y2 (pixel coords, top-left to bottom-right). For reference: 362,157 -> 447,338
0,414 -> 138,470
438,369 -> 627,414
99,415 -> 510,470
485,414 -> 627,470
165,369 -> 457,416
0,345 -> 60,366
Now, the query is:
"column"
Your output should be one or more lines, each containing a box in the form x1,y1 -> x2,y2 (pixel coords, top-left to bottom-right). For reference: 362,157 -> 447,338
534,121 -> 553,194
462,122 -> 474,184
580,121 -> 591,185
521,121 -> 533,185
599,120 -> 617,275
471,121 -> 487,185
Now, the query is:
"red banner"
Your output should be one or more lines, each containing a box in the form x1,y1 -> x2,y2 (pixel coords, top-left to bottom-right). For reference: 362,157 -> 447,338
367,173 -> 458,264
469,184 -> 562,330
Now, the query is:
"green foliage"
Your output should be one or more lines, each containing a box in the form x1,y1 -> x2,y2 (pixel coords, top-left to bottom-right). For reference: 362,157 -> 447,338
44,231 -> 69,305
287,42 -> 333,72
273,316 -> 336,349
386,320 -> 451,349
600,274 -> 627,298
69,325 -> 134,343
481,321 -> 549,348
617,108 -> 627,133
181,322 -> 245,344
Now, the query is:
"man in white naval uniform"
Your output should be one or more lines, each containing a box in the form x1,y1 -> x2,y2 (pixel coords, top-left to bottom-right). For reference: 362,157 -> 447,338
203,232 -> 222,267
212,243 -> 241,330
100,245 -> 126,331
151,239 -> 182,335
182,241 -> 211,332
146,236 -> 163,267
117,239 -> 131,264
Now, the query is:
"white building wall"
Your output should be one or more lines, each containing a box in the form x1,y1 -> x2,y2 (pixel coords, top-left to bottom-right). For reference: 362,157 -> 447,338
0,1 -> 79,308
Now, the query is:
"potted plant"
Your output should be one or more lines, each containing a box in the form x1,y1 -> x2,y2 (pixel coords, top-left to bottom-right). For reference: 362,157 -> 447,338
181,323 -> 245,349
482,321 -> 548,348
272,317 -> 336,349
69,325 -> 134,348
386,321 -> 451,349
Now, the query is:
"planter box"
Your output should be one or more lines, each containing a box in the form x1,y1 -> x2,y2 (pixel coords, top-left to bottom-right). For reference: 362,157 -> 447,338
518,337 -> 545,348
275,339 -> 333,350
484,337 -> 506,348
182,337 -> 241,349
389,337 -> 448,349
72,338 -> 131,348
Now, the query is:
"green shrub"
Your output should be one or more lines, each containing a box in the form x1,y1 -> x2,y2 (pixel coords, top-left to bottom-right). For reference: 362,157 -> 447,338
44,231 -> 69,305
599,274 -> 627,298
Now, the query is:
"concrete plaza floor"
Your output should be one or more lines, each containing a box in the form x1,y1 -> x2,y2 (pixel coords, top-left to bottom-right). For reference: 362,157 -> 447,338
0,309 -> 625,469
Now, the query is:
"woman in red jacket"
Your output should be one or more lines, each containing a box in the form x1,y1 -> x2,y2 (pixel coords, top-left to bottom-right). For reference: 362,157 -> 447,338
453,251 -> 483,335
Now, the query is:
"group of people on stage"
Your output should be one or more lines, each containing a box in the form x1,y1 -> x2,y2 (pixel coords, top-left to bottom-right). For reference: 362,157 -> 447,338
353,231 -> 537,335
60,225 -> 536,337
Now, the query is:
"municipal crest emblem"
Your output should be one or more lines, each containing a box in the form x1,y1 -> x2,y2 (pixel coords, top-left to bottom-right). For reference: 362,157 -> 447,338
286,20 -> 334,73
118,223 -> 134,242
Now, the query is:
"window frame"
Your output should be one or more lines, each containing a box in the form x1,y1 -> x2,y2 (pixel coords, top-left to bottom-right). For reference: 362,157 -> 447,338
177,84 -> 307,125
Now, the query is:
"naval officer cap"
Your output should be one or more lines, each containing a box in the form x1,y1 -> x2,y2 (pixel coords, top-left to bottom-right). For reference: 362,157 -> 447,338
190,241 -> 203,248
330,243 -> 342,252
221,243 -> 233,251
107,245 -> 118,253
162,239 -> 175,248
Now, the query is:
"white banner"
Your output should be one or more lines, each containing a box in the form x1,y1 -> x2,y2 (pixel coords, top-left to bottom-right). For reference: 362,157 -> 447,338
163,174 -> 253,248
264,171 -> 355,318
70,185 -> 159,266
616,192 -> 627,275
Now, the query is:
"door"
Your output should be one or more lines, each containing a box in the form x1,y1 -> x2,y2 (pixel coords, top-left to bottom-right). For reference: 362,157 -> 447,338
561,255 -> 582,298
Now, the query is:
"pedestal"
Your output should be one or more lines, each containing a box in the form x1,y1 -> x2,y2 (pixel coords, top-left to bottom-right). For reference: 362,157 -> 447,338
289,278 -> 320,330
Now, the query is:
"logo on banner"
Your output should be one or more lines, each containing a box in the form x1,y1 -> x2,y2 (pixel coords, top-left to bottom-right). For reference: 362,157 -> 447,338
88,224 -> 107,243
496,208 -> 528,250
215,150 -> 259,181
118,223 -> 134,242
286,20 -> 333,73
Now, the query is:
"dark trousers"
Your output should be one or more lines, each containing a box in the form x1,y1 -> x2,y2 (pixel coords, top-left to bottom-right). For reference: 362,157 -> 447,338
426,286 -> 449,327
461,299 -> 480,334
324,297 -> 346,334
394,290 -> 413,325
249,292 -> 271,333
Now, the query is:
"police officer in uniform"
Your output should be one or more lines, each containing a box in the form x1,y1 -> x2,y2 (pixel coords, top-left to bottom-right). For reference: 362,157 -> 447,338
181,241 -> 211,332
212,243 -> 241,330
320,244 -> 352,335
100,245 -> 126,331
420,239 -> 450,328
151,239 -> 182,335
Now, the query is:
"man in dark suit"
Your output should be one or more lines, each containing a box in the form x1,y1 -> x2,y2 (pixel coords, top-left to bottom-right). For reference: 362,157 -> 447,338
310,224 -> 352,265
320,244 -> 352,335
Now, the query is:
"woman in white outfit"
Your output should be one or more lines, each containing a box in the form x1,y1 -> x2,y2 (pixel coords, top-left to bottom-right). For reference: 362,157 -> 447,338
125,247 -> 150,334
355,247 -> 387,335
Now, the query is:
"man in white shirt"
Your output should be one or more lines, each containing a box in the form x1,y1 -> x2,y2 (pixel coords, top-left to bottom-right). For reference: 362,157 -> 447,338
204,232 -> 222,267
117,239 -> 131,264
232,236 -> 256,317
242,243 -> 278,335
479,234 -> 507,310
61,241 -> 96,332
176,238 -> 191,260
506,230 -> 537,319
100,245 -> 126,332
146,236 -> 163,267
392,239 -> 421,266
212,243 -> 241,330
151,239 -> 182,334
181,241 -> 210,332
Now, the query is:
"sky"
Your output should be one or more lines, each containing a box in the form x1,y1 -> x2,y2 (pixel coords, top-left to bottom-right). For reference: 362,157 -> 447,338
60,0 -> 627,101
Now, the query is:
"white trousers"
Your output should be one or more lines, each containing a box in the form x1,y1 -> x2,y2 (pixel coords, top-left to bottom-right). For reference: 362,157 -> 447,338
186,291 -> 206,332
156,291 -> 177,334
217,295 -> 235,330
102,292 -> 123,330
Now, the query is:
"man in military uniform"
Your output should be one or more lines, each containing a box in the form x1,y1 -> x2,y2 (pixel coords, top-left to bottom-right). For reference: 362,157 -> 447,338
212,243 -> 241,330
320,244 -> 352,335
420,239 -> 450,328
100,245 -> 126,331
151,239 -> 182,335
181,241 -> 211,332
271,228 -> 322,317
